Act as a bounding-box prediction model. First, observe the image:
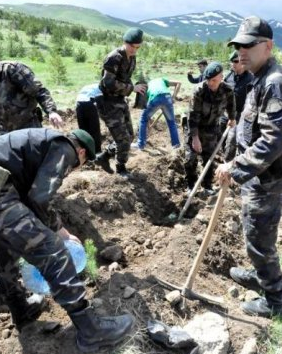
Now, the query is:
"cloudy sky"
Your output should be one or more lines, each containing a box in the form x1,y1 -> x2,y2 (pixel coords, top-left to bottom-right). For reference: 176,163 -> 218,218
2,0 -> 281,22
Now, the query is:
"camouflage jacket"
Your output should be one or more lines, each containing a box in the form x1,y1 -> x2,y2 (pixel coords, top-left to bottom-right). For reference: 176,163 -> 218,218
188,81 -> 235,136
231,57 -> 282,186
224,70 -> 253,121
99,46 -> 136,98
0,61 -> 57,132
0,128 -> 78,231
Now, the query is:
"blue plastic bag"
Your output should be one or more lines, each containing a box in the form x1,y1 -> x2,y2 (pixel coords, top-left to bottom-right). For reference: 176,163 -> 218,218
21,240 -> 87,295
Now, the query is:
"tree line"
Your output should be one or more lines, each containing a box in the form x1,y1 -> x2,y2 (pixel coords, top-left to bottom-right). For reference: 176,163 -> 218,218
0,8 -> 240,63
0,8 -> 281,85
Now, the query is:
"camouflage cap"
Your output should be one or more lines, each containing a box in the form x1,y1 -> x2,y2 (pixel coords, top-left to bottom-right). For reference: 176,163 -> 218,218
228,16 -> 273,46
70,129 -> 95,160
229,50 -> 239,62
123,28 -> 143,44
203,61 -> 223,80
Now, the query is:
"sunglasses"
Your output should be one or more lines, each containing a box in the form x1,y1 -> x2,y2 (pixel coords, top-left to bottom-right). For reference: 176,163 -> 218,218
232,60 -> 239,63
234,40 -> 268,50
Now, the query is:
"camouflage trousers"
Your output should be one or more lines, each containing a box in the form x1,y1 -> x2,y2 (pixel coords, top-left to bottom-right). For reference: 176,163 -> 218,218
97,97 -> 134,165
241,177 -> 282,304
224,126 -> 237,162
183,128 -> 218,189
0,183 -> 85,309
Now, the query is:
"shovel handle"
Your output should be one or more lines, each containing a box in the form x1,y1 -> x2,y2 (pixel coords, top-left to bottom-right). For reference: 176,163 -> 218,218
149,111 -> 163,129
178,126 -> 230,220
182,182 -> 229,291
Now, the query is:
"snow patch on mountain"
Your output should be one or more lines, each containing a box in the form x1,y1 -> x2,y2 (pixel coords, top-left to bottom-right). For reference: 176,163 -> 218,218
140,20 -> 168,27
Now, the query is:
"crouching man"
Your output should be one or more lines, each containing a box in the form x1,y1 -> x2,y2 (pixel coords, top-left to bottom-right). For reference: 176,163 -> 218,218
0,128 -> 133,352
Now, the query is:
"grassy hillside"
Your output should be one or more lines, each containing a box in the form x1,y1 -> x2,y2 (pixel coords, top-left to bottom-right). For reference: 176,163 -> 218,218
1,6 -> 281,112
0,3 -> 136,30
0,23 -> 190,110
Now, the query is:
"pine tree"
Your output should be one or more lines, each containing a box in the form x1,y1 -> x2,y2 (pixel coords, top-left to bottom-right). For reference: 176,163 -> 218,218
49,53 -> 68,85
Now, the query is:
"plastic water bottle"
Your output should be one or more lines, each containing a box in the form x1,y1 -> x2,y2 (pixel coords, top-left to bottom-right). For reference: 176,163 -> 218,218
21,240 -> 87,295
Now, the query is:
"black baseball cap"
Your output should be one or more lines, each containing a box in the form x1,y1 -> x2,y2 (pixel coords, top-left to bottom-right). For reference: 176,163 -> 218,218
228,16 -> 273,46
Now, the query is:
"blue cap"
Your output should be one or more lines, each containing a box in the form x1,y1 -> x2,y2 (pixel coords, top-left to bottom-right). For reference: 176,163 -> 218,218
203,61 -> 223,80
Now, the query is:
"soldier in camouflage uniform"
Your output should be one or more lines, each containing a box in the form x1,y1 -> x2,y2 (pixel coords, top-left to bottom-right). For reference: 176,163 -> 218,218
183,61 -> 235,195
215,16 -> 282,318
0,128 -> 133,352
223,51 -> 253,161
96,28 -> 147,178
0,61 -> 63,133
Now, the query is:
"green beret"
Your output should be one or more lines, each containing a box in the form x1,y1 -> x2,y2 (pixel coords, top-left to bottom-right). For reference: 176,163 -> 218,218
229,50 -> 238,62
70,129 -> 96,160
123,28 -> 143,44
203,61 -> 223,80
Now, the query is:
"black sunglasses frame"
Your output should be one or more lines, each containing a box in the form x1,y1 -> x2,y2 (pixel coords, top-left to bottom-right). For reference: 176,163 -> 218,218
234,40 -> 268,50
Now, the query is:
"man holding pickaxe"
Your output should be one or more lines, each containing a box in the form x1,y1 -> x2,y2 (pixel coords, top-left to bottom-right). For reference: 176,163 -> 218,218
183,61 -> 236,196
215,16 -> 282,318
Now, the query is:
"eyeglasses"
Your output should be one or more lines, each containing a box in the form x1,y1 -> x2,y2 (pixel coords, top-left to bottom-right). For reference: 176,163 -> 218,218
234,40 -> 268,50
232,60 -> 239,63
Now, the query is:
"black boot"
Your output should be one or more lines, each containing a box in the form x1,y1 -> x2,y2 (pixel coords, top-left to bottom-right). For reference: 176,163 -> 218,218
230,267 -> 261,292
95,151 -> 114,174
7,293 -> 45,331
202,182 -> 216,196
69,305 -> 134,353
116,163 -> 130,179
241,297 -> 282,318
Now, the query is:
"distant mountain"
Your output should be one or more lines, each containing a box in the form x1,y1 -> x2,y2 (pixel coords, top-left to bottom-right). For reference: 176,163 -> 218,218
139,11 -> 243,41
0,3 -> 137,31
139,10 -> 282,47
1,4 -> 282,47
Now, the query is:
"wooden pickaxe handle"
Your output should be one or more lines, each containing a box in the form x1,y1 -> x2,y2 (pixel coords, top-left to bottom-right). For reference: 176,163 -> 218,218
178,126 -> 230,220
182,182 -> 229,292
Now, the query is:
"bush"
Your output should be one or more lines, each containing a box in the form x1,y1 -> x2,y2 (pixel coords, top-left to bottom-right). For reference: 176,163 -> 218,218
28,46 -> 45,62
61,39 -> 73,57
73,47 -> 87,63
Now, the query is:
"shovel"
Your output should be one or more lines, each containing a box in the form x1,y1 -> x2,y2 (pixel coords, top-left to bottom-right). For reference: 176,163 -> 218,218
178,126 -> 230,221
157,182 -> 228,305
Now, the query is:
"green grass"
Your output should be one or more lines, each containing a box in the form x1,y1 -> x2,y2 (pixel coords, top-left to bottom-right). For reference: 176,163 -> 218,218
263,316 -> 282,354
1,27 -> 197,110
0,27 -> 112,109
